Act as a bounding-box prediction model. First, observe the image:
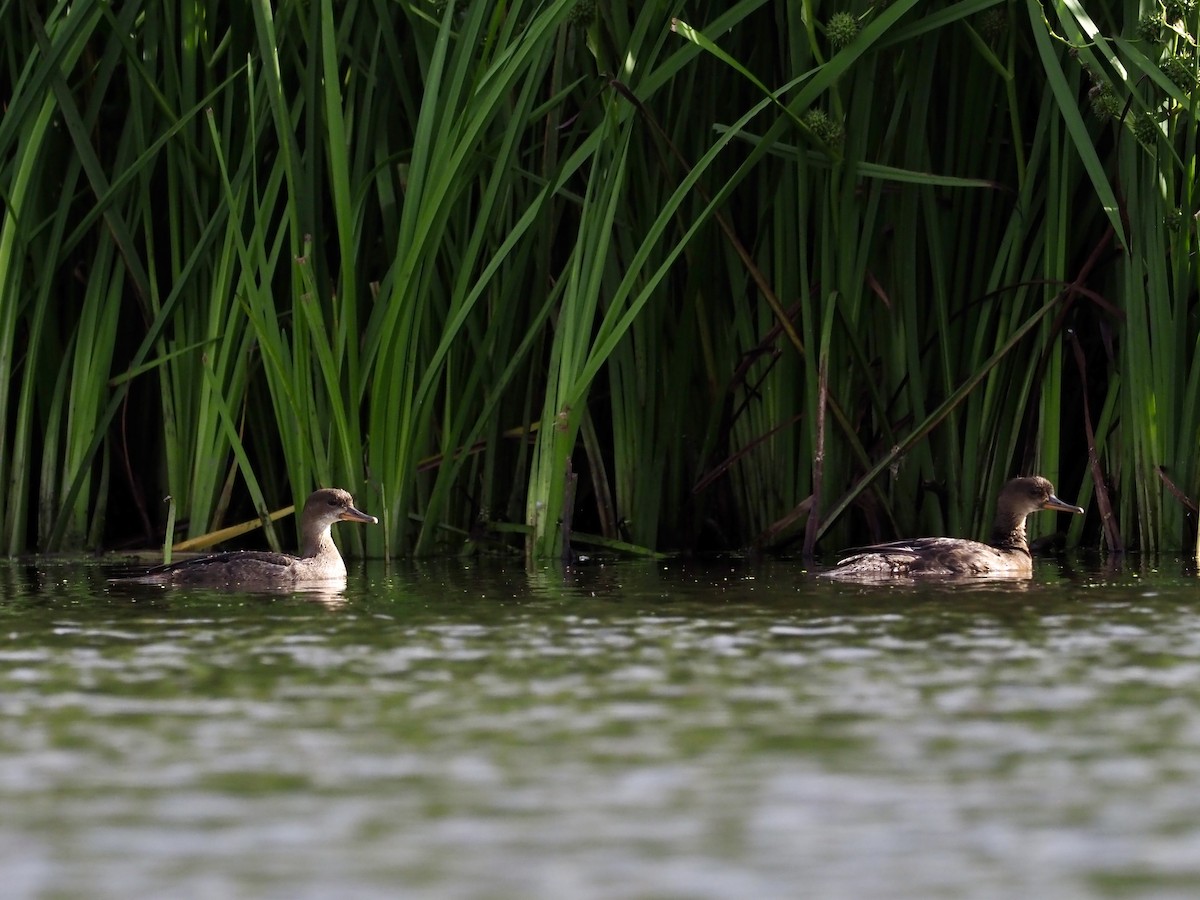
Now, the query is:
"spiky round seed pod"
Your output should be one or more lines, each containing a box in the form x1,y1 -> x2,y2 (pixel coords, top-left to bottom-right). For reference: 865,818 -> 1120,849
1089,82 -> 1123,120
568,0 -> 596,28
978,8 -> 1008,44
802,108 -> 845,147
1132,112 -> 1160,147
803,108 -> 830,135
1162,54 -> 1197,91
826,12 -> 859,50
1137,11 -> 1167,43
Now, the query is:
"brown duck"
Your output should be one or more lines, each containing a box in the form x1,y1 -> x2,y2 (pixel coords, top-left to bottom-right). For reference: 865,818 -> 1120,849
124,488 -> 377,586
826,476 -> 1084,578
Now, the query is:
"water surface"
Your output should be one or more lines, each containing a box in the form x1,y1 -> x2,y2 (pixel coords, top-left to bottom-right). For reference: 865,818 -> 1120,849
2,558 -> 1199,898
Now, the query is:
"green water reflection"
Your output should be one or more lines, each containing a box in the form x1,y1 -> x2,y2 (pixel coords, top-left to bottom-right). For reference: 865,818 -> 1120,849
1,558 -> 1199,898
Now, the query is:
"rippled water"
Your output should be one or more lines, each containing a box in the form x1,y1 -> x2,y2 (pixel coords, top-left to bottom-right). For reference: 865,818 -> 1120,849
2,557 -> 1200,898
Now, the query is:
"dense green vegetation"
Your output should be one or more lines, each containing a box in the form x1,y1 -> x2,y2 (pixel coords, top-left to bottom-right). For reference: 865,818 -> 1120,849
1,0 -> 1198,560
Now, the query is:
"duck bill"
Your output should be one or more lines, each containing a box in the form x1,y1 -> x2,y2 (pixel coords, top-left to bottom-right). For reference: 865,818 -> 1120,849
339,506 -> 379,525
1042,494 -> 1084,515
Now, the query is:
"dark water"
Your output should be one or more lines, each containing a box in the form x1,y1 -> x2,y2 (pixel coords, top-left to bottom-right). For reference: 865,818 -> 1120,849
2,557 -> 1200,898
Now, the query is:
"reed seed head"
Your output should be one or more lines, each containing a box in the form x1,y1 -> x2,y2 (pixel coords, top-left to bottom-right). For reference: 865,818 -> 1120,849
802,108 -> 845,148
826,12 -> 859,50
978,8 -> 1008,45
1166,0 -> 1196,24
1137,11 -> 1167,43
1132,112 -> 1160,147
568,0 -> 596,28
1089,81 -> 1122,120
1162,54 -> 1197,91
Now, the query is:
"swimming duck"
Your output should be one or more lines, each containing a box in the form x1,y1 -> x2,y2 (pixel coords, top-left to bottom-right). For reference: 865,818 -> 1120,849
126,488 -> 377,586
826,476 -> 1083,578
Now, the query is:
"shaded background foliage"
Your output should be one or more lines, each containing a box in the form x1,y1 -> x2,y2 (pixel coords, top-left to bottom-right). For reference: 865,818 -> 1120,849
0,0 -> 1197,560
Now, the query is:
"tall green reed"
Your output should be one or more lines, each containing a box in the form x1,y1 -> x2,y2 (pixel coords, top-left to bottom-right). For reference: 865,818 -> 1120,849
3,0 -> 1199,562
1041,0 -> 1200,554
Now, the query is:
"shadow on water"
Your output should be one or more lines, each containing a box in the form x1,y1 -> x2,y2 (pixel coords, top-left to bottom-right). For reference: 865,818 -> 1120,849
2,555 -> 1200,897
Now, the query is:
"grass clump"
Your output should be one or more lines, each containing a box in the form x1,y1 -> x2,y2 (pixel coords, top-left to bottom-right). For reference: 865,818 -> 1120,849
2,1 -> 1200,562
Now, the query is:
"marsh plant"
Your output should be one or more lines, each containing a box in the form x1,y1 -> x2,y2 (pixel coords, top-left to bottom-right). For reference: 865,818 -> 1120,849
1,0 -> 1197,560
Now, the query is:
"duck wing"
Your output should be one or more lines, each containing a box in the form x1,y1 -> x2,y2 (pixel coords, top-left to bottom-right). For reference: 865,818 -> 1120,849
136,550 -> 299,585
831,537 -> 1006,576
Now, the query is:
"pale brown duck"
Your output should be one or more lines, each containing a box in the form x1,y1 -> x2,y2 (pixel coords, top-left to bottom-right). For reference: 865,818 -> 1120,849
826,476 -> 1084,578
124,488 -> 377,586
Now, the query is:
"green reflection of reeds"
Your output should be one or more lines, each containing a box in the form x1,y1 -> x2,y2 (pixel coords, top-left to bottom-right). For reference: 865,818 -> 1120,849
1,1 -> 1198,560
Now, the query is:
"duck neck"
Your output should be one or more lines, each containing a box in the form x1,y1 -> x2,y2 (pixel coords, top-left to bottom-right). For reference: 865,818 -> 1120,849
301,524 -> 339,561
989,516 -> 1030,554
297,524 -> 347,579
